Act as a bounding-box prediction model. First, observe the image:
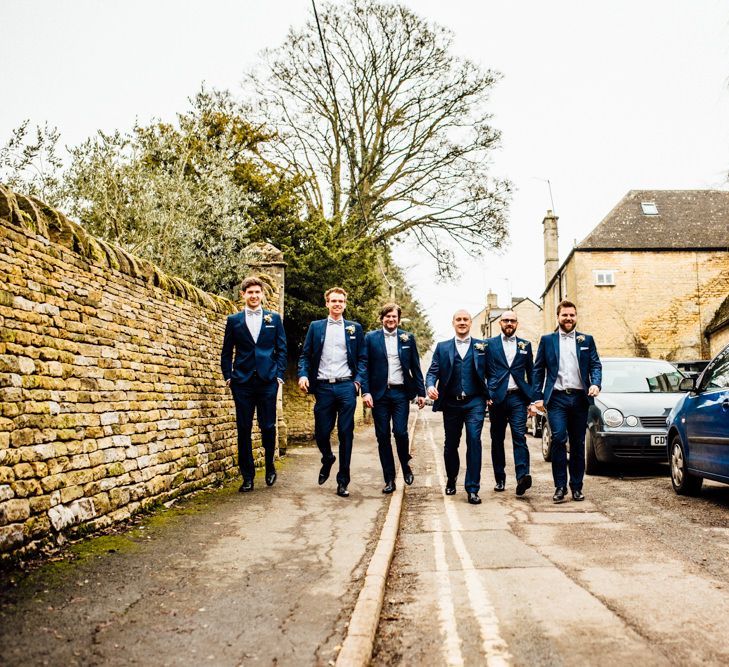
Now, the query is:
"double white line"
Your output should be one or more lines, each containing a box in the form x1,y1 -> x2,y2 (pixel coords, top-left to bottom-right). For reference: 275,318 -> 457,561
426,419 -> 512,667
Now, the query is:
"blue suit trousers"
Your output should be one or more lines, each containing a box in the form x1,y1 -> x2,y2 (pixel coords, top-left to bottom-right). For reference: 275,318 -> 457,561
546,390 -> 589,489
372,386 -> 411,482
313,381 -> 357,486
442,395 -> 485,493
231,378 -> 279,483
489,392 -> 530,483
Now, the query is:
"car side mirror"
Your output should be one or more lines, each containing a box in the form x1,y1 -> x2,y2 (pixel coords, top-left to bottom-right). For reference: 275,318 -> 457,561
679,376 -> 696,392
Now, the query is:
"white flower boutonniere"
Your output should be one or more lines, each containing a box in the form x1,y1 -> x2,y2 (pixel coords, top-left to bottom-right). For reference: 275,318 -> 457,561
576,335 -> 585,343
517,341 -> 527,350
346,325 -> 355,335
474,342 -> 486,351
263,314 -> 273,324
399,333 -> 409,343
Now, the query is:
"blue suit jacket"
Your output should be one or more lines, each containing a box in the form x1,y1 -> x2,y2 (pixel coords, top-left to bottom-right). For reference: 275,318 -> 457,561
220,309 -> 287,385
484,335 -> 534,404
425,338 -> 489,412
360,329 -> 426,401
297,318 -> 366,393
531,331 -> 602,404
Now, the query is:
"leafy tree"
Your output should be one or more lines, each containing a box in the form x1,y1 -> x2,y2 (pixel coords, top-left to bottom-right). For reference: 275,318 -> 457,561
249,0 -> 511,279
0,120 -> 63,204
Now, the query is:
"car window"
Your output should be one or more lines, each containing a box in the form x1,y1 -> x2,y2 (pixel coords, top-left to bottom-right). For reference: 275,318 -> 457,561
601,360 -> 684,393
700,348 -> 729,391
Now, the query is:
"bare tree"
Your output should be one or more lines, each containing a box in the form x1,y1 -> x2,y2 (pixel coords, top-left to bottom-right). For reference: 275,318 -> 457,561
248,0 -> 511,278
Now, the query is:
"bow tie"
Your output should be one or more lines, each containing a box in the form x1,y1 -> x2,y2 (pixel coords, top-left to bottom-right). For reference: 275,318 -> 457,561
328,318 -> 343,325
560,333 -> 574,340
246,309 -> 262,317
456,338 -> 471,345
503,336 -> 516,343
384,330 -> 397,338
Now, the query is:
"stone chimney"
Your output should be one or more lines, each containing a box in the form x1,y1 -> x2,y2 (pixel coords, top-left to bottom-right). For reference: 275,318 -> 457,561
486,290 -> 498,311
543,210 -> 559,285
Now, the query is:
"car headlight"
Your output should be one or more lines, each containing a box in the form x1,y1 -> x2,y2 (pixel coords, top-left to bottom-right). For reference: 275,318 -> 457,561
625,415 -> 638,427
603,408 -> 624,427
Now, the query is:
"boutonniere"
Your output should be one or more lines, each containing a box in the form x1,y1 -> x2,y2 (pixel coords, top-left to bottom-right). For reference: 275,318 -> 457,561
576,335 -> 585,343
345,325 -> 355,335
399,333 -> 409,343
263,314 -> 273,324
517,341 -> 527,350
474,342 -> 486,351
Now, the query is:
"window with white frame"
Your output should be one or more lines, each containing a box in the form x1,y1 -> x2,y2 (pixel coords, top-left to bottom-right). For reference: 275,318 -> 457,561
593,270 -> 615,286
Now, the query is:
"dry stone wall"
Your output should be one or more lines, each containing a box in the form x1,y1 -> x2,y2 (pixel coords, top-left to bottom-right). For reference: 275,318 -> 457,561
0,185 -> 246,559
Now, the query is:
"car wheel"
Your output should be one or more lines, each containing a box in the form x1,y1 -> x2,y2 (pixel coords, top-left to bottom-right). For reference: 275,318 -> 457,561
541,419 -> 552,461
585,427 -> 603,475
670,435 -> 702,496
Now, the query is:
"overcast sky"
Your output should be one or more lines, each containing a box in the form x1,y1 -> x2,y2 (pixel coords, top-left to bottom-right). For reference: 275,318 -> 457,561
2,0 -> 729,340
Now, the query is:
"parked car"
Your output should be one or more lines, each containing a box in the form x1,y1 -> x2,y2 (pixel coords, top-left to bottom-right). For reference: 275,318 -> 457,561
666,343 -> 729,495
674,359 -> 710,379
538,358 -> 685,469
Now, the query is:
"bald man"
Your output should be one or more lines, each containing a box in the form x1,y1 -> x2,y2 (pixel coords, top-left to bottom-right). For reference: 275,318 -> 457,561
426,310 -> 489,504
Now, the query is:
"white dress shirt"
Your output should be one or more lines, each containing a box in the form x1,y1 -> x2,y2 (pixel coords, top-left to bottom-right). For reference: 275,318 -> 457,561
383,329 -> 405,385
555,330 -> 583,391
318,318 -> 350,380
245,308 -> 263,343
501,334 -> 518,390
455,336 -> 471,359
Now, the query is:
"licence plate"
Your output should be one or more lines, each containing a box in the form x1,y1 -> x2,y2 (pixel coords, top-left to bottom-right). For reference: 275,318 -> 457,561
651,434 -> 667,447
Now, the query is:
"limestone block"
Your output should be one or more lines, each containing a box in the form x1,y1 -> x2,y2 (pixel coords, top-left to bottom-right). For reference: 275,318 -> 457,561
0,498 -> 31,524
0,466 -> 15,482
29,494 -> 51,513
59,484 -> 83,504
12,479 -> 42,497
0,523 -> 24,552
40,474 -> 65,492
12,296 -> 34,311
0,484 -> 14,501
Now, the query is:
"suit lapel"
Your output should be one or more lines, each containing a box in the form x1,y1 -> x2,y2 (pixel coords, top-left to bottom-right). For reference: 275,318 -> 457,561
551,332 -> 560,367
238,311 -> 254,344
396,329 -> 407,368
496,336 -> 509,367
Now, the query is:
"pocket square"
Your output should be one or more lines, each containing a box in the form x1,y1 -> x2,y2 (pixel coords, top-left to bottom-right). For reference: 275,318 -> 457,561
580,346 -> 589,350
519,350 -> 527,354
402,345 -> 410,349
265,325 -> 275,328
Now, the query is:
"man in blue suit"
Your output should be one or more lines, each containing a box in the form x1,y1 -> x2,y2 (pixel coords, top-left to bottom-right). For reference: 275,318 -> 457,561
361,303 -> 426,494
484,310 -> 534,496
426,310 -> 489,505
298,287 -> 366,498
221,276 -> 287,492
530,300 -> 602,503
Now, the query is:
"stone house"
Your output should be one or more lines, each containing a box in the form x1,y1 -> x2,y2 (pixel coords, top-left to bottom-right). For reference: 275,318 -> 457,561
706,294 -> 729,356
541,190 -> 729,360
471,291 -> 543,346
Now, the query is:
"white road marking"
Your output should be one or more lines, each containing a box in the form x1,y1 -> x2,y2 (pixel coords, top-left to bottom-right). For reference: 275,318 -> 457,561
425,418 -> 513,666
433,516 -> 465,666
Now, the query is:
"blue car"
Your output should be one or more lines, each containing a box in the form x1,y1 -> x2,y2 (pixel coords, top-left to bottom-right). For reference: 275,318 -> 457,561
666,343 -> 729,495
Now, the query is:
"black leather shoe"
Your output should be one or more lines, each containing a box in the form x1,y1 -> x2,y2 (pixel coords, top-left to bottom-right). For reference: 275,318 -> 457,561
318,457 -> 336,485
336,483 -> 349,497
516,474 -> 532,497
467,492 -> 482,505
572,489 -> 585,501
403,467 -> 414,486
265,470 -> 277,487
553,486 -> 567,503
445,478 -> 456,495
493,481 -> 505,492
382,481 -> 396,494
238,480 -> 254,493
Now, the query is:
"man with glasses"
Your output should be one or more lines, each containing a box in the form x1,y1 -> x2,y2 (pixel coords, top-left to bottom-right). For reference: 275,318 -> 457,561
484,310 -> 534,496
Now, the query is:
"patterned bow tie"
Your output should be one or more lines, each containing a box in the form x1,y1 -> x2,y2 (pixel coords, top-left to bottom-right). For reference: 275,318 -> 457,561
456,338 -> 471,345
246,309 -> 262,317
384,330 -> 397,338
328,318 -> 343,325
560,333 -> 574,339
504,336 -> 516,343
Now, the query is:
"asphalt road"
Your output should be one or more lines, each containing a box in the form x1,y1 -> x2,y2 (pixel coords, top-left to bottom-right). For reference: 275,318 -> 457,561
372,410 -> 729,666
